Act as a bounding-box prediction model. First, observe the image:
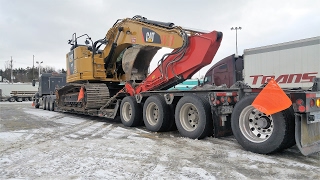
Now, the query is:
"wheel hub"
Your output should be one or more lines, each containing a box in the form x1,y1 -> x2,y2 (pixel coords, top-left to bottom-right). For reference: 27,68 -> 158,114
239,106 -> 274,143
255,117 -> 271,129
146,102 -> 159,125
180,103 -> 199,131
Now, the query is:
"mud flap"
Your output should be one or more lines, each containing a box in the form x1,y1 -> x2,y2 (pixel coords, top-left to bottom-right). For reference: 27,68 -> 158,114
295,114 -> 320,156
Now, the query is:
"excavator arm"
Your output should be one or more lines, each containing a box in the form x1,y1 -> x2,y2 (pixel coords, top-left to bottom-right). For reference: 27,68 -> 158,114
125,30 -> 223,95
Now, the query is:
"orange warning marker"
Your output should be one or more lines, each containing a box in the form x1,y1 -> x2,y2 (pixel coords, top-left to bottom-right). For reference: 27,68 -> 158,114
32,101 -> 35,106
252,78 -> 292,115
77,87 -> 85,102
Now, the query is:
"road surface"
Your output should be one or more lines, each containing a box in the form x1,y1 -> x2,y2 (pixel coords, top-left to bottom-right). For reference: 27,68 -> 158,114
0,102 -> 319,179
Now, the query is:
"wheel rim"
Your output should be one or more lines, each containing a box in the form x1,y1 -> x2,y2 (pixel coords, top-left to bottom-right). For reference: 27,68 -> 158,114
239,105 -> 274,143
180,103 -> 199,131
122,102 -> 132,122
146,102 -> 159,126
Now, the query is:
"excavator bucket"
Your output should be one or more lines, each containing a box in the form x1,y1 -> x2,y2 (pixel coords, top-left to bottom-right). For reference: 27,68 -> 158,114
122,45 -> 160,81
252,78 -> 292,115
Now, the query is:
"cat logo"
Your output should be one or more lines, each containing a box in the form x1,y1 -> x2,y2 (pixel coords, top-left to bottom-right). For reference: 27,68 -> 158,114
146,32 -> 155,42
142,27 -> 161,44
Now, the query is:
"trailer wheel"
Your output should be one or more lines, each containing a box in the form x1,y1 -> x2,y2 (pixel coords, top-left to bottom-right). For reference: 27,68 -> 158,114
24,97 -> 29,101
231,95 -> 293,154
17,97 -> 23,102
47,97 -> 51,111
49,97 -> 55,111
34,93 -> 40,108
281,107 -> 296,149
8,97 -> 15,102
175,95 -> 212,139
43,96 -> 47,110
120,96 -> 142,127
143,95 -> 173,132
35,102 -> 40,109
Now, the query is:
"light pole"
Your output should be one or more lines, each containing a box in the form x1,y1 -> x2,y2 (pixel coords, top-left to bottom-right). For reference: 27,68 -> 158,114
36,61 -> 43,79
231,27 -> 242,57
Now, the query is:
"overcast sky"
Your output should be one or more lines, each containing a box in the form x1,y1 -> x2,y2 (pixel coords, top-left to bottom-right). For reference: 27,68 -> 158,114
0,0 -> 319,77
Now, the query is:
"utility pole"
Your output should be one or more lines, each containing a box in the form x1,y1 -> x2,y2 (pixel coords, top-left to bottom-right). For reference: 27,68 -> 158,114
231,27 -> 242,57
10,56 -> 13,84
33,55 -> 35,80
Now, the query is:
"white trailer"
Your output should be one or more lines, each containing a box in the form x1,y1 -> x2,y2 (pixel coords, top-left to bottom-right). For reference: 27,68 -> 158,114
244,36 -> 320,89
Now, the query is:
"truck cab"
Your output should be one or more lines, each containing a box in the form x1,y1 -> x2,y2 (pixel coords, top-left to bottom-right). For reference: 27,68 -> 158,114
32,73 -> 66,109
204,54 -> 243,87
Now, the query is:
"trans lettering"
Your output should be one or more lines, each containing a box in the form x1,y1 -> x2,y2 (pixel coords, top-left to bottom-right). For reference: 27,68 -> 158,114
250,72 -> 318,85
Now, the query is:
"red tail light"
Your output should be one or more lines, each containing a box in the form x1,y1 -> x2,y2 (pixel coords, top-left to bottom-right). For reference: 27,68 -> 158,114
310,99 -> 315,107
296,99 -> 304,105
298,106 -> 306,112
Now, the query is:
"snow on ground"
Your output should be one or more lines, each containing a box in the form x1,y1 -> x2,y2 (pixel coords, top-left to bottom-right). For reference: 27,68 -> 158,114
0,102 -> 319,179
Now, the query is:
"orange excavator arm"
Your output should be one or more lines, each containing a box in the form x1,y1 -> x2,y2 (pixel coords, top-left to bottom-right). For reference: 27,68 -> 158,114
124,30 -> 223,96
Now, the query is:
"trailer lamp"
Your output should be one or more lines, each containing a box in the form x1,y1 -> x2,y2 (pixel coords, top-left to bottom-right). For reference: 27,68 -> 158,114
310,99 -> 315,107
296,99 -> 304,106
234,97 -> 238,102
220,97 -> 225,103
216,100 -> 221,105
298,105 -> 306,113
295,99 -> 305,112
227,97 -> 232,103
316,98 -> 320,107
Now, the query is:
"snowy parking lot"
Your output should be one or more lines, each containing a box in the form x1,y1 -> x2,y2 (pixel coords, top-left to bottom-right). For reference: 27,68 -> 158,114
0,102 -> 319,179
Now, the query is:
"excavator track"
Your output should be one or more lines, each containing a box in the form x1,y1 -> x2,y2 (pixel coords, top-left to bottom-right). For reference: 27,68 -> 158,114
84,84 -> 110,109
56,83 -> 110,113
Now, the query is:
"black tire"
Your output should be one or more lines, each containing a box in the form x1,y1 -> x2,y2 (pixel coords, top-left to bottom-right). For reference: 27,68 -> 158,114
35,103 -> 40,109
17,97 -> 23,102
24,97 -> 29,101
281,107 -> 296,149
175,95 -> 212,139
8,97 -> 15,102
47,97 -> 51,111
34,93 -> 40,108
231,94 -> 294,154
120,96 -> 142,127
143,95 -> 173,132
49,97 -> 55,111
42,96 -> 47,110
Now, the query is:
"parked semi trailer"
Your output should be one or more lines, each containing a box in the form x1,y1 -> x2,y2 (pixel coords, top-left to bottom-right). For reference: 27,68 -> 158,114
32,73 -> 66,110
34,15 -> 320,156
7,90 -> 37,102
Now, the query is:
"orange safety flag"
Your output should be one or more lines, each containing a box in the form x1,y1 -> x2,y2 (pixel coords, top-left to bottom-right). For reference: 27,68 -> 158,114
252,78 -> 292,115
32,102 -> 35,106
77,87 -> 85,102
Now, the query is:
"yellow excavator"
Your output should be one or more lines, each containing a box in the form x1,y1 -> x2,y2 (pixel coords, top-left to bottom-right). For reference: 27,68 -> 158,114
56,15 -> 222,118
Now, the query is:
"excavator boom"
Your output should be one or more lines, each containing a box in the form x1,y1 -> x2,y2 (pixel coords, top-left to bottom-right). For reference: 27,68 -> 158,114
125,30 -> 223,95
